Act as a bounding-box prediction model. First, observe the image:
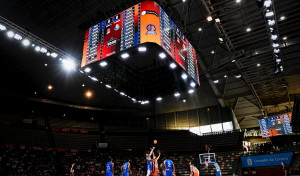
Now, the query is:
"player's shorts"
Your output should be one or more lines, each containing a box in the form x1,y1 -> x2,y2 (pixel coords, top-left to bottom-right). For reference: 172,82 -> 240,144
192,173 -> 199,176
166,170 -> 173,176
216,171 -> 222,176
147,165 -> 153,171
123,172 -> 129,176
153,168 -> 158,176
106,171 -> 113,176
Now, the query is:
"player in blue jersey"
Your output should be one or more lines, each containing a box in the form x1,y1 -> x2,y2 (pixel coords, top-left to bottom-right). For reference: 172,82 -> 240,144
146,147 -> 155,176
164,158 -> 175,176
106,158 -> 114,176
213,163 -> 222,176
121,158 -> 132,176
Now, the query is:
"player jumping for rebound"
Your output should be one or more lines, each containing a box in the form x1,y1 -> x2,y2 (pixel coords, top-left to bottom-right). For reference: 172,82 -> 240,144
164,158 -> 175,176
106,158 -> 114,176
121,158 -> 132,176
152,152 -> 161,176
189,162 -> 199,176
146,147 -> 155,176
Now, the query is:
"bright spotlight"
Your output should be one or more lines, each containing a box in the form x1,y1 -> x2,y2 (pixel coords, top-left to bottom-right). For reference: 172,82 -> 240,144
236,0 -> 241,3
268,20 -> 275,26
235,74 -> 242,78
0,24 -> 7,31
174,92 -> 180,97
40,47 -> 47,53
48,85 -> 53,90
272,43 -> 279,48
156,97 -> 162,101
264,0 -> 272,7
271,35 -> 278,40
120,92 -> 125,96
121,53 -> 129,59
188,89 -> 194,94
46,52 -> 50,56
90,77 -> 98,81
141,100 -> 149,105
211,50 -> 215,54
213,80 -> 219,84
170,62 -> 177,69
100,61 -> 107,67
35,46 -> 41,52
159,52 -> 166,59
198,27 -> 202,32
218,38 -> 223,42
131,98 -> 137,102
181,73 -> 188,80
257,63 -> 261,67
274,48 -> 280,53
138,46 -> 147,52
246,28 -> 251,32
280,16 -> 285,21
51,53 -> 58,58
86,91 -> 92,98
105,84 -> 112,88
265,11 -> 274,18
190,82 -> 196,88
22,39 -> 30,46
207,15 -> 213,22
282,36 -> 287,40
84,67 -> 91,73
276,58 -> 281,63
62,59 -> 76,71
7,31 -> 14,38
13,34 -> 22,40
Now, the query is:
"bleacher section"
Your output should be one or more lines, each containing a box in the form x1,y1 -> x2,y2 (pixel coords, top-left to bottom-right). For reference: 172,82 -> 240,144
0,125 -> 49,146
52,132 -> 99,150
49,117 -> 99,131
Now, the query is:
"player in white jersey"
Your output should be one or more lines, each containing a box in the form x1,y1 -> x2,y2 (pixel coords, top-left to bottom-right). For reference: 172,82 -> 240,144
146,147 -> 155,176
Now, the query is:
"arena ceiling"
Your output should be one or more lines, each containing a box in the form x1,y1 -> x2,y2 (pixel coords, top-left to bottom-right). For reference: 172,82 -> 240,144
0,0 -> 299,129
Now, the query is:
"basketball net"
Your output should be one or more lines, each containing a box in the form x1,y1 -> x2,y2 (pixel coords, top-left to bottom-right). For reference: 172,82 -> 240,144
204,161 -> 209,169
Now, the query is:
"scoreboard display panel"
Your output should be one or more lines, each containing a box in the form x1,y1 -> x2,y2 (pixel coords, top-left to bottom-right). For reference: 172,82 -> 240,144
259,113 -> 292,138
81,1 -> 200,85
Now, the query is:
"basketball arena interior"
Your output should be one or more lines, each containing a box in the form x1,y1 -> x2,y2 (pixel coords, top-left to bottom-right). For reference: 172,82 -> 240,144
0,0 -> 300,175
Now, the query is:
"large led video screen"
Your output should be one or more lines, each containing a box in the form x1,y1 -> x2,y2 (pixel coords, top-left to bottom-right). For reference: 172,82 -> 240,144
81,1 -> 200,85
259,113 -> 292,138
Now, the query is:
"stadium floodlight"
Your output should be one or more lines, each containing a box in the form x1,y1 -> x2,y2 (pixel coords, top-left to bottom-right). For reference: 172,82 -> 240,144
211,50 -> 215,54
268,20 -> 275,26
265,11 -> 274,18
138,46 -> 147,52
235,74 -> 242,78
90,77 -> 98,81
13,34 -> 22,40
246,28 -> 251,32
188,89 -> 194,94
121,53 -> 129,59
276,58 -> 281,63
22,39 -> 30,46
236,0 -> 241,3
159,52 -> 166,59
198,27 -> 202,32
264,0 -> 272,7
271,34 -> 278,40
0,24 -> 7,31
280,16 -> 285,21
170,62 -> 177,69
51,52 -> 58,58
7,31 -> 14,38
46,52 -> 50,56
35,46 -> 41,52
141,100 -> 149,105
218,38 -> 223,42
224,75 -> 228,78
274,48 -> 280,53
190,82 -> 196,88
174,92 -> 180,97
131,98 -> 136,102
105,84 -> 112,88
156,97 -> 162,101
120,92 -> 125,96
62,59 -> 76,71
207,15 -> 213,22
213,80 -> 219,84
181,73 -> 188,80
100,61 -> 108,67
257,63 -> 261,67
283,36 -> 287,40
272,43 -> 279,48
84,67 -> 91,73
40,47 -> 47,53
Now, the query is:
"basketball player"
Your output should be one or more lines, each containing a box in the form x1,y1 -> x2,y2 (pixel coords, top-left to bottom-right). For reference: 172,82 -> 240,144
189,162 -> 199,176
213,163 -> 222,176
164,158 -> 175,176
152,152 -> 161,176
146,147 -> 155,176
70,163 -> 75,176
121,158 -> 132,176
106,158 -> 114,176
160,163 -> 166,176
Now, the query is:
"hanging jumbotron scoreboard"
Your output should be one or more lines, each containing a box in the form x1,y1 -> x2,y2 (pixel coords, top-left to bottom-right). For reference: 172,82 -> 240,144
81,1 -> 200,85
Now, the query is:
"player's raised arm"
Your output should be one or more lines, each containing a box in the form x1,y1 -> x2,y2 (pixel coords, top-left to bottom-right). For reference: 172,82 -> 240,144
157,153 -> 161,160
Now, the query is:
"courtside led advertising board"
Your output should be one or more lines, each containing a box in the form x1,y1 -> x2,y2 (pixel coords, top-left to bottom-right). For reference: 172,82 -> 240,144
81,1 -> 200,85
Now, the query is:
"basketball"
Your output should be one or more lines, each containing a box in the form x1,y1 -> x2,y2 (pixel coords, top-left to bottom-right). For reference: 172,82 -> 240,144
154,140 -> 157,144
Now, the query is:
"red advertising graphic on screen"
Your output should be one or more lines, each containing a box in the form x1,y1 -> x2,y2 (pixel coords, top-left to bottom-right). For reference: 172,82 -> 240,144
102,13 -> 122,59
175,26 -> 187,70
81,29 -> 89,67
193,48 -> 200,85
